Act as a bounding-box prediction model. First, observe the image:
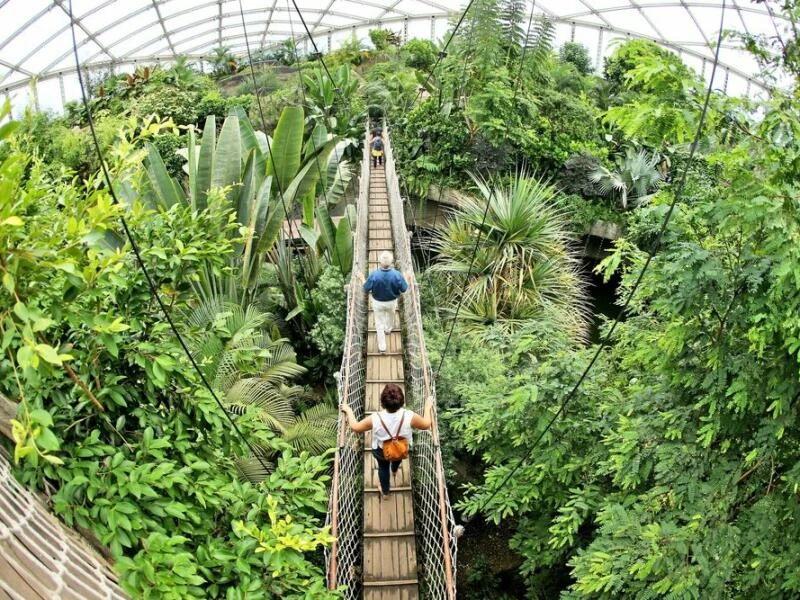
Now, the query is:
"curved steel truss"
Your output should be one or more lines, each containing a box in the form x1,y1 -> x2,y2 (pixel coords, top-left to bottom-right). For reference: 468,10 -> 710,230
0,0 -> 787,107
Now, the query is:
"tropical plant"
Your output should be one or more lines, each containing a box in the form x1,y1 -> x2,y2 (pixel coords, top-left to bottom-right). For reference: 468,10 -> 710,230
302,63 -> 365,143
208,46 -> 238,77
183,294 -> 336,481
589,146 -> 663,210
401,38 -> 438,72
0,107 -> 335,597
430,171 -> 589,337
369,28 -> 401,51
559,42 -> 593,75
144,106 -> 353,294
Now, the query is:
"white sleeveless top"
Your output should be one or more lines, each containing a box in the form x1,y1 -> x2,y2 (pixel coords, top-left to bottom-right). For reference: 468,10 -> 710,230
371,409 -> 414,449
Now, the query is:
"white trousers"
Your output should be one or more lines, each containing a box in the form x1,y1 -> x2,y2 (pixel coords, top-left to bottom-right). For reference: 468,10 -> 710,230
371,298 -> 397,352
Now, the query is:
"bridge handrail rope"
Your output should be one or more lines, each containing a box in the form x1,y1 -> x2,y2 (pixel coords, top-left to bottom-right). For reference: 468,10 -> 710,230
383,120 -> 458,600
325,122 -> 371,596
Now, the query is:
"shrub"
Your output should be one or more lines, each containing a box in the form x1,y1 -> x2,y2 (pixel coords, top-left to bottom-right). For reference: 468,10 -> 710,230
401,38 -> 438,71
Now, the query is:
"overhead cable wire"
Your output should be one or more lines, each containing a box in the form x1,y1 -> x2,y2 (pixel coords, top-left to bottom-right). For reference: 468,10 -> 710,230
463,0 -> 729,522
235,0 -> 333,351
393,0 -> 478,234
513,0 -> 537,100
284,0 -> 349,272
66,0 -> 272,474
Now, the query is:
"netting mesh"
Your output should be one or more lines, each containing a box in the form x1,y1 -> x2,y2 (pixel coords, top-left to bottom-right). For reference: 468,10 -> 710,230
383,122 -> 458,600
326,123 -> 456,599
325,126 -> 370,598
0,452 -> 128,599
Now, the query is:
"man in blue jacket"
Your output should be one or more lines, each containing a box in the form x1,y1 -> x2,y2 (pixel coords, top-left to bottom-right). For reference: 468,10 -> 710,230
362,251 -> 409,353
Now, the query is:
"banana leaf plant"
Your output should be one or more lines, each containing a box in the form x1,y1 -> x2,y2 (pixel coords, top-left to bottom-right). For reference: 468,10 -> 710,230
143,106 -> 354,297
298,204 -> 356,278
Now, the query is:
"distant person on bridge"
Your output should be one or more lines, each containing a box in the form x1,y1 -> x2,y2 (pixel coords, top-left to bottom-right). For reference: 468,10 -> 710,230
360,251 -> 408,353
341,383 -> 433,500
370,133 -> 384,168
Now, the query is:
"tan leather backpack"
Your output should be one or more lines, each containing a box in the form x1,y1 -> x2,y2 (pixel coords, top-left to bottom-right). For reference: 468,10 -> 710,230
378,412 -> 409,461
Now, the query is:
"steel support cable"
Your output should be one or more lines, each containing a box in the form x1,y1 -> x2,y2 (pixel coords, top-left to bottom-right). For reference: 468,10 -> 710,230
464,0 -> 729,521
66,0 -> 272,475
390,0 -> 478,236
419,0 -> 489,285
284,0 -> 348,272
512,0 -> 537,101
433,182 -> 497,381
235,0 -> 334,352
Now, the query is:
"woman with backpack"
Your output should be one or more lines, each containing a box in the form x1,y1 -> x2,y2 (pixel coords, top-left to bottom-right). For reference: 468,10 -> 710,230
341,383 -> 433,500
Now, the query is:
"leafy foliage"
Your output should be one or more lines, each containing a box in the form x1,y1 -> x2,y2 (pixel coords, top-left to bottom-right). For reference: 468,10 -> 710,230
559,42 -> 593,76
430,172 -> 589,337
401,38 -> 438,72
0,108 -> 336,597
590,147 -> 663,210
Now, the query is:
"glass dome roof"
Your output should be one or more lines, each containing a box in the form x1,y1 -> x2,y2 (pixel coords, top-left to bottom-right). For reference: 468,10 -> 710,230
0,0 -> 785,114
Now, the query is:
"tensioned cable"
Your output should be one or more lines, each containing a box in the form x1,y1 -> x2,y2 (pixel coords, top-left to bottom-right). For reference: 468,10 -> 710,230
513,1 -> 537,100
402,0 -> 478,118
434,181 -> 497,380
284,0 -> 348,272
391,0 -> 478,235
66,0 -> 272,474
235,0 -> 334,352
464,0 -> 728,521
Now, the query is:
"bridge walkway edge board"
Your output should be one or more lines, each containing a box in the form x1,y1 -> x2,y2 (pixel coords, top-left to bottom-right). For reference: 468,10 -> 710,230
361,163 -> 420,600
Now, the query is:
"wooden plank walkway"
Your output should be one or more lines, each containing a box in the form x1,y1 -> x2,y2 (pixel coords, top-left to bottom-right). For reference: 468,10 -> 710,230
362,163 -> 420,600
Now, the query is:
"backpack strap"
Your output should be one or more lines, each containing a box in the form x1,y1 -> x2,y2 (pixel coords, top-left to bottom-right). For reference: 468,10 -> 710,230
377,412 -> 405,440
394,412 -> 406,438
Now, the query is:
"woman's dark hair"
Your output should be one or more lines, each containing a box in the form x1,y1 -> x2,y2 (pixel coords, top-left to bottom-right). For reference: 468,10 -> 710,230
380,383 -> 405,413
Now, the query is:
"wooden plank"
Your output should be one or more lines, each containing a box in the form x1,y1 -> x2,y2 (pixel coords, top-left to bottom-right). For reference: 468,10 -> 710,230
368,332 -> 402,354
368,311 -> 399,330
362,537 -> 417,579
364,458 -> 411,490
366,355 -> 403,381
364,489 -> 415,534
363,585 -> 419,600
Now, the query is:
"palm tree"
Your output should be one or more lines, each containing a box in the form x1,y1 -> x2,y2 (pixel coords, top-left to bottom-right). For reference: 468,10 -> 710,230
431,172 -> 590,339
184,293 -> 336,481
589,147 -> 663,210
208,46 -> 238,77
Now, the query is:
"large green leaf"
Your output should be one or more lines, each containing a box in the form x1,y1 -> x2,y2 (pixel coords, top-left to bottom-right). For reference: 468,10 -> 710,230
315,204 -> 336,259
298,224 -> 320,250
212,115 -> 242,202
334,213 -> 354,277
237,150 -> 257,232
230,105 -> 266,178
195,115 -> 216,210
256,176 -> 284,256
145,143 -> 186,209
266,106 -> 304,191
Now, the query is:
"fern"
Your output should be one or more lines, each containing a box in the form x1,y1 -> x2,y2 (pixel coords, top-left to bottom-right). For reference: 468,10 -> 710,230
523,15 -> 556,84
500,0 -> 527,63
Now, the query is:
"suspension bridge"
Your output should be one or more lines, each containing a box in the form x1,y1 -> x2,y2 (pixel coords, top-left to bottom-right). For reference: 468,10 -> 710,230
0,125 -> 456,599
326,124 -> 457,600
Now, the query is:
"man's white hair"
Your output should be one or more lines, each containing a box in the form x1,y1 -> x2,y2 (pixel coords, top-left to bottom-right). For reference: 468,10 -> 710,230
379,251 -> 394,268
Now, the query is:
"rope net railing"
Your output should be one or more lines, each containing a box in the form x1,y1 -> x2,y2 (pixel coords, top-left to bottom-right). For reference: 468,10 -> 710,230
383,121 -> 458,600
325,123 -> 370,598
0,451 -> 129,599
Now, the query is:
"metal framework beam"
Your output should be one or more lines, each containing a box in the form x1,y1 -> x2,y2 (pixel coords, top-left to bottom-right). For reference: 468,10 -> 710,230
0,2 -> 774,98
